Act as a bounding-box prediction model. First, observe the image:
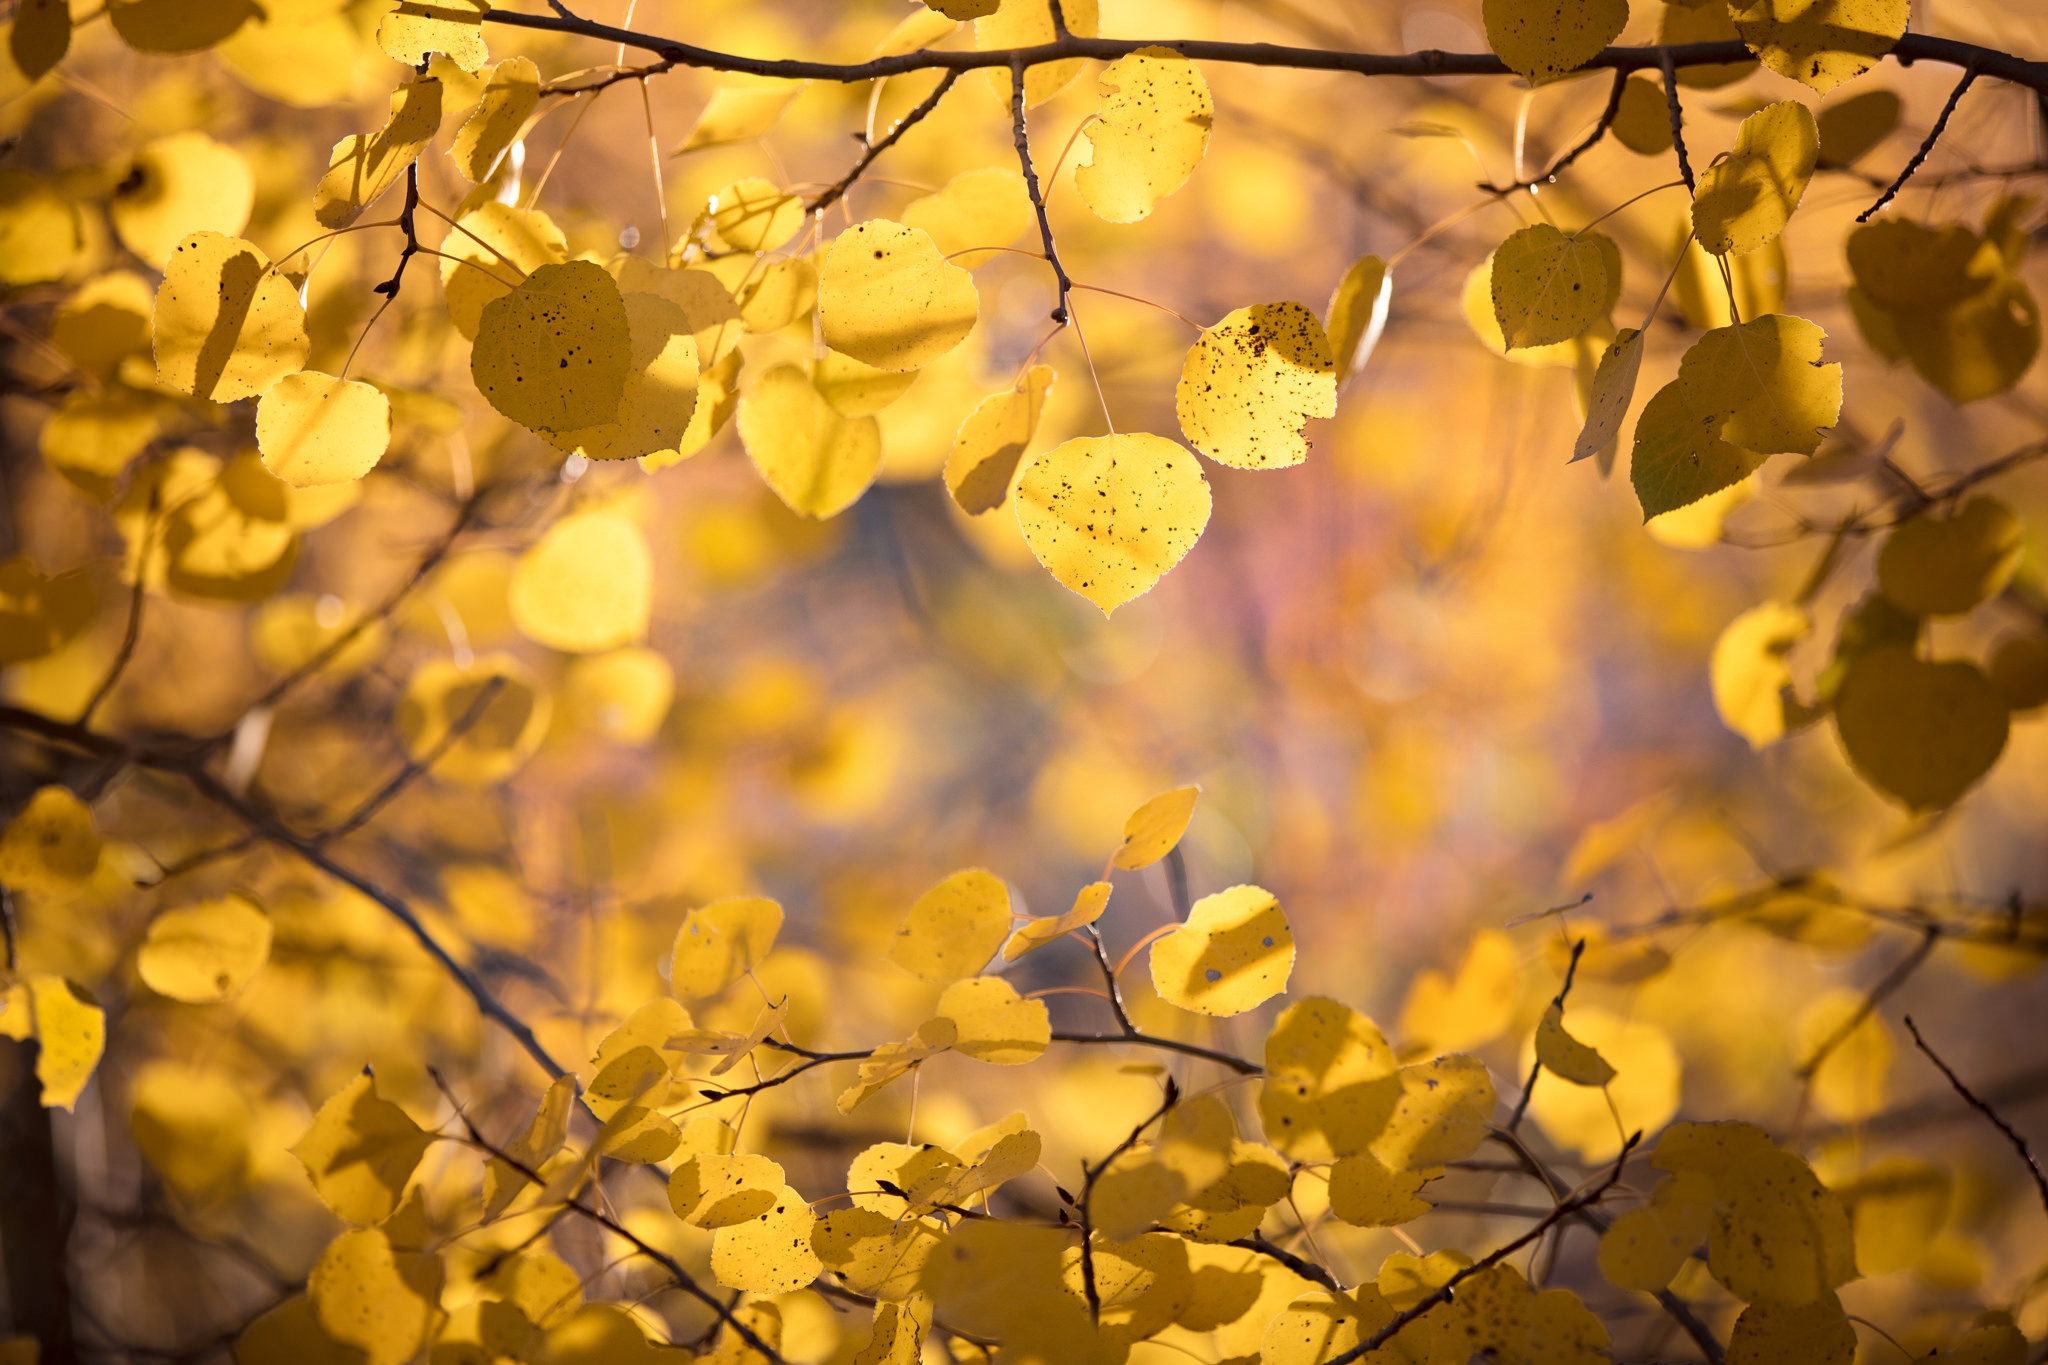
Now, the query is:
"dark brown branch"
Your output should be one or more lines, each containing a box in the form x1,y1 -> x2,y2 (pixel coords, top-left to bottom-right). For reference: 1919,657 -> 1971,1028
1658,53 -> 1695,193
1902,1016 -> 2048,1219
373,161 -> 423,299
313,676 -> 507,846
1009,59 -> 1072,325
1062,923 -> 1263,1075
1230,1233 -> 1340,1291
1859,65 -> 1979,221
809,70 -> 961,215
1485,68 -> 1629,194
1506,936 -> 1586,1133
1079,1078 -> 1180,1322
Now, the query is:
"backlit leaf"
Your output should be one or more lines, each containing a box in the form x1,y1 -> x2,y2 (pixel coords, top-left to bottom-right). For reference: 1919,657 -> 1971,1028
1491,224 -> 1613,349
1876,497 -> 2023,617
136,893 -> 272,1003
1114,784 -> 1200,870
1571,327 -> 1642,465
508,506 -> 652,653
111,132 -> 254,270
946,364 -> 1054,514
1710,600 -> 1813,748
308,1228 -> 443,1365
1014,433 -> 1212,615
153,232 -> 309,403
1728,0 -> 1907,93
256,372 -> 391,487
1004,880 -> 1111,960
291,1070 -> 435,1225
711,1186 -> 821,1293
887,868 -> 1011,983
936,976 -> 1050,1064
1149,884 -> 1293,1016
1482,0 -> 1628,83
473,260 -> 632,435
0,975 -> 105,1109
1075,47 -> 1213,225
738,363 -> 883,519
452,57 -> 540,182
1534,1002 -> 1617,1086
315,78 -> 443,229
1691,101 -> 1818,257
669,896 -> 783,1000
818,220 -> 980,372
901,166 -> 1033,258
1176,302 -> 1336,469
1833,648 -> 2008,809
1325,253 -> 1391,387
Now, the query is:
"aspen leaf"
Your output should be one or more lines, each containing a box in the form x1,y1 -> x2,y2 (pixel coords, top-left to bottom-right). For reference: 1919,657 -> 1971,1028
1837,1160 -> 1947,1275
585,1044 -> 670,1124
1795,991 -> 1893,1120
256,372 -> 391,487
1662,0 -> 1757,87
234,1295 -> 364,1365
1726,1294 -> 1855,1365
675,82 -> 803,153
922,0 -> 997,17
936,976 -> 1050,1064
1692,101 -> 1817,257
739,363 -> 883,518
378,0 -> 487,71
1817,88 -> 1900,166
40,388 -> 163,499
1482,0 -> 1628,84
1491,224 -> 1613,349
1259,997 -> 1399,1161
315,78 -> 443,229
1525,1008 -> 1679,1162
0,975 -> 105,1110
1611,76 -> 1675,154
1396,929 -> 1519,1055
1876,497 -> 2023,617
1534,1002 -> 1617,1086
0,171 -> 83,286
452,57 -> 540,182
1014,433 -> 1212,616
1060,1231 -> 1192,1344
1571,327 -> 1642,465
593,1105 -> 680,1164
292,1071 -> 435,1225
137,893 -> 272,1003
0,785 -> 100,891
712,1187 -> 821,1293
1176,302 -> 1336,469
483,1074 -> 577,1220
1075,47 -> 1213,224
1833,648 -> 2007,809
1728,0 -> 1907,93
1325,253 -> 1391,387
9,0 -> 68,80
1114,785 -> 1199,870
1598,1168 -> 1713,1292
561,647 -> 673,741
251,596 -> 387,679
107,0 -> 256,54
1370,1056 -> 1497,1171
111,133 -> 254,270
707,1304 -> 783,1365
812,350 -> 916,418
710,177 -> 803,253
812,1207 -> 943,1299
874,7 -> 959,58
562,292 -> 701,461
1652,1121 -> 1856,1306
0,560 -> 96,665
1630,380 -> 1767,520
440,202 -> 568,341
472,260 -> 631,435
976,0 -> 1100,106
508,507 -> 651,653
819,221 -> 979,372
888,868 -> 1011,983
850,1301 -> 921,1365
734,257 -> 816,334
1149,884 -> 1293,1016
395,654 -> 551,785
900,166 -> 1033,259
946,364 -> 1053,514
1711,600 -> 1813,748
51,270 -> 154,379
1004,880 -> 1110,960
1846,219 -> 1993,312
1328,1151 -> 1433,1227
153,232 -> 309,403
308,1228 -> 443,1365
669,896 -> 783,1000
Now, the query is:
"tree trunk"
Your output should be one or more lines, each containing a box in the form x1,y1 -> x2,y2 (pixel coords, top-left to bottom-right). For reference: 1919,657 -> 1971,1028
0,1038 -> 73,1364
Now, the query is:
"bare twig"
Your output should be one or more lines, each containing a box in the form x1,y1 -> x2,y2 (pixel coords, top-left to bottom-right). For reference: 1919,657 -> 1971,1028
807,70 -> 961,215
1658,53 -> 1695,192
372,161 -> 423,299
1079,1078 -> 1180,1321
1009,59 -> 1072,325
1506,937 -> 1587,1133
1859,65 -> 1979,221
1229,1233 -> 1341,1291
1903,1015 -> 2048,1219
314,676 -> 507,846
1485,68 -> 1629,194
79,488 -> 157,726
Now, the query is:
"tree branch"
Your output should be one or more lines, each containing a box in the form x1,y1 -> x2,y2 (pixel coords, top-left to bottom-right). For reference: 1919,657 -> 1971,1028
1858,64 -> 1980,221
1505,936 -> 1586,1133
1902,1015 -> 2048,1219
1009,58 -> 1072,325
1658,53 -> 1696,193
808,70 -> 961,215
1486,68 -> 1629,194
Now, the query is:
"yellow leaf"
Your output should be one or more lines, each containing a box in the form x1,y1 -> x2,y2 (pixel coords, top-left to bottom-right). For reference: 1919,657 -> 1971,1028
1598,1168 -> 1714,1293
129,1061 -> 252,1198
111,132 -> 253,270
901,166 -> 1033,259
675,82 -> 804,153
472,260 -> 632,435
1482,0 -> 1628,83
1176,302 -> 1336,469
107,0 -> 256,54
0,975 -> 105,1110
0,559 -> 96,666
508,506 -> 652,653
1014,433 -> 1211,615
1059,1231 -> 1191,1344
1572,327 -> 1642,466
0,785 -> 100,891
256,372 -> 391,487
873,7 -> 959,58
1525,1007 -> 1679,1162
593,1105 -> 680,1164
1711,601 -> 1813,748
812,350 -> 917,418
813,1205 -> 944,1299
1259,996 -> 1399,1161
707,1303 -> 785,1365
711,1186 -> 821,1293
315,78 -> 443,229
1991,633 -> 2048,712
1370,1056 -> 1496,1171
452,56 -> 540,182
1833,648 -> 2008,809
9,0 -> 68,80
1149,884 -> 1293,1017
738,364 -> 883,519
975,0 -> 1100,106
1652,1121 -> 1856,1306
1004,880 -> 1111,961
1611,76 -> 1675,155
936,976 -> 1050,1064
1793,989 -> 1893,1121
850,1301 -> 922,1365
585,1044 -> 670,1123
1728,0 -> 1907,93
483,1074 -> 577,1220
1835,1157 -> 1948,1275
1817,88 -> 1900,166
1114,784 -> 1199,870
136,893 -> 272,1003
922,0 -> 996,17
818,220 -> 979,373
1075,47 -> 1213,224
945,364 -> 1054,514
378,0 -> 487,72
308,1228 -> 443,1365
1877,497 -> 2024,617
1327,1151 -> 1432,1227
1534,1002 -> 1616,1086
710,177 -> 803,253
1630,379 -> 1766,520
1692,101 -> 1817,258
1726,1294 -> 1855,1365
668,896 -> 783,1000
1490,223 -> 1614,349
51,270 -> 154,379
153,232 -> 309,403
1662,0 -> 1756,87
0,171 -> 82,286
394,653 -> 551,785
291,1070 -> 435,1225
887,868 -> 1011,983
234,1295 -> 364,1365
565,291 -> 702,461
1325,253 -> 1391,386
732,256 -> 816,334
560,646 -> 674,742
1397,929 -> 1520,1055
439,202 -> 568,341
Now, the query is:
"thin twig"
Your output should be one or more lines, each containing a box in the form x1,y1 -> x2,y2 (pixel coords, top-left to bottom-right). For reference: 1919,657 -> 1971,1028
1009,58 -> 1072,325
1903,1015 -> 2048,1218
1859,66 -> 1979,221
1659,53 -> 1695,192
1078,1078 -> 1180,1322
1229,1233 -> 1340,1291
1484,68 -> 1629,194
313,677 -> 508,846
807,70 -> 961,215
372,162 -> 422,299
1506,937 -> 1587,1133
